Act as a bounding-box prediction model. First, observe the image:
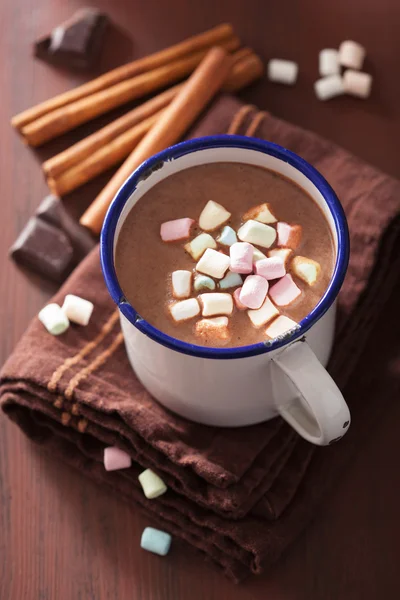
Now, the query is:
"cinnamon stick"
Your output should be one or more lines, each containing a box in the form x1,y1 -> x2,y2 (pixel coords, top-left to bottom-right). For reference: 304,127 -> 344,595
21,37 -> 239,147
12,23 -> 235,130
80,47 -> 232,234
224,52 -> 264,92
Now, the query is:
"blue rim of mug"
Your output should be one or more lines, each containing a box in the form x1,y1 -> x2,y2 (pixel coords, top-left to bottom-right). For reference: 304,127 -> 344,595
100,135 -> 350,359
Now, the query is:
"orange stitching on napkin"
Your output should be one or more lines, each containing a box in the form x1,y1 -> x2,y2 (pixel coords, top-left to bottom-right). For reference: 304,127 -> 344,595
227,105 -> 255,135
61,412 -> 71,426
78,419 -> 88,433
71,403 -> 80,415
245,111 -> 267,137
47,309 -> 119,393
53,396 -> 63,409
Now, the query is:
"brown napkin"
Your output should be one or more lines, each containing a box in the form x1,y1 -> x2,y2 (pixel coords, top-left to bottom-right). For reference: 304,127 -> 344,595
1,95 -> 400,582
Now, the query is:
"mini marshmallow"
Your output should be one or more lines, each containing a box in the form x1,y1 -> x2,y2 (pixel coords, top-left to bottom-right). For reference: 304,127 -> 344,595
194,275 -> 216,292
255,256 -> 286,280
199,200 -> 231,231
252,247 -> 267,263
239,275 -> 269,310
38,303 -> 69,335
233,287 -> 246,310
138,468 -> 167,499
247,296 -> 279,328
200,293 -> 233,316
169,298 -> 200,322
339,40 -> 366,70
171,270 -> 192,299
266,315 -> 298,339
62,294 -> 94,326
195,317 -> 230,343
196,248 -> 230,279
269,274 -> 301,306
238,220 -> 276,249
268,247 -> 293,266
104,446 -> 131,471
229,242 -> 254,274
314,75 -> 345,101
343,69 -> 372,99
319,49 -> 340,76
292,256 -> 321,285
219,271 -> 242,289
243,203 -> 277,224
268,59 -> 298,85
160,218 -> 194,242
277,222 -> 302,249
184,233 -> 216,260
217,225 -> 238,247
141,527 -> 172,556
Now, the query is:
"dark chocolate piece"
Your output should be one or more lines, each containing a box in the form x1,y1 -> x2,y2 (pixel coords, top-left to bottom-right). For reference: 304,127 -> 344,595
34,9 -> 109,70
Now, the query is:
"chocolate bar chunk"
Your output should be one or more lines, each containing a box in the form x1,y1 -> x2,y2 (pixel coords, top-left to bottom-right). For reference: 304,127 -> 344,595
34,8 -> 109,70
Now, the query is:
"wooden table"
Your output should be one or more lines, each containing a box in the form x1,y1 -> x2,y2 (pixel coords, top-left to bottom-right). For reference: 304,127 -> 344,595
1,1 -> 399,598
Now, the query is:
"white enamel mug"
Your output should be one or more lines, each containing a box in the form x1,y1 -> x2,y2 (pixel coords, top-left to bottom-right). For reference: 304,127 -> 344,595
101,135 -> 351,446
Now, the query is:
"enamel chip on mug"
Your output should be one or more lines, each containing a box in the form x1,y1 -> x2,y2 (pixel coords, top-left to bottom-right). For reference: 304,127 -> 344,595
195,317 -> 231,342
255,256 -> 286,280
338,40 -> 366,70
217,225 -> 238,247
266,315 -> 298,338
198,200 -> 231,231
233,287 -> 246,310
238,220 -> 277,248
219,271 -> 242,290
239,275 -> 269,310
243,203 -> 277,224
194,274 -> 216,292
247,296 -> 279,328
62,294 -> 94,326
104,446 -> 132,471
277,222 -> 302,249
267,59 -> 298,85
171,270 -> 192,299
169,298 -> 200,322
38,303 -> 69,336
268,247 -> 293,266
314,75 -> 345,101
199,293 -> 233,317
292,256 -> 321,285
184,232 -> 216,260
343,70 -> 372,99
160,218 -> 194,242
138,468 -> 167,499
196,248 -> 230,279
229,242 -> 254,274
269,274 -> 301,306
141,527 -> 172,556
319,49 -> 340,76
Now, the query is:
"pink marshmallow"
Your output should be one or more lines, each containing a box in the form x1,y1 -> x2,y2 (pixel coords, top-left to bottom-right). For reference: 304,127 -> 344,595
104,446 -> 132,471
229,242 -> 254,274
160,218 -> 194,242
277,222 -> 302,249
239,275 -> 269,309
255,256 -> 286,280
233,287 -> 247,310
269,274 -> 301,306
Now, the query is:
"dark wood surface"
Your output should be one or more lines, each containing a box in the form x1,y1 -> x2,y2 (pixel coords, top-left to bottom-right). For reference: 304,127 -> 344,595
1,1 -> 400,598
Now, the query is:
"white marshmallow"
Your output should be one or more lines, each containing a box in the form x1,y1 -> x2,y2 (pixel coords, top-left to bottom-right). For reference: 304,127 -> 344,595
171,270 -> 192,299
194,275 -> 216,292
237,220 -> 276,249
255,256 -> 286,280
38,303 -> 69,335
219,271 -> 242,290
268,247 -> 293,266
199,293 -> 233,317
169,298 -> 200,322
199,200 -> 231,231
314,75 -> 345,101
339,40 -> 366,70
266,315 -> 299,339
343,70 -> 372,99
229,242 -> 254,274
243,203 -> 277,224
185,233 -> 216,260
292,256 -> 321,285
252,247 -> 267,263
247,297 -> 279,328
217,226 -> 238,247
62,294 -> 94,326
268,59 -> 298,85
196,248 -> 230,279
319,49 -> 340,77
195,317 -> 230,343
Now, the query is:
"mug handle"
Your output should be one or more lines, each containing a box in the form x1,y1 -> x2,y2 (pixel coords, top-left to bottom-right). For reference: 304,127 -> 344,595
270,339 -> 350,446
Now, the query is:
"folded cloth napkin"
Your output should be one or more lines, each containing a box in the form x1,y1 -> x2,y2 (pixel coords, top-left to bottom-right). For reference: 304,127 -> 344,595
1,95 -> 400,582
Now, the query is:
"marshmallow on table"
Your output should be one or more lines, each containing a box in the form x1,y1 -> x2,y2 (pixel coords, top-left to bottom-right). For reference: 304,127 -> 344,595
314,75 -> 345,101
169,298 -> 200,322
238,220 -> 276,249
319,49 -> 340,76
229,242 -> 254,274
239,275 -> 269,310
339,40 -> 366,70
277,222 -> 302,249
200,293 -> 233,316
141,527 -> 172,556
195,317 -> 230,343
268,247 -> 293,266
199,200 -> 231,231
194,275 -> 216,292
247,296 -> 279,328
38,303 -> 69,335
138,468 -> 167,499
171,270 -> 192,299
343,70 -> 372,98
266,315 -> 298,339
233,287 -> 246,310
219,271 -> 242,290
268,59 -> 298,85
104,446 -> 131,471
62,294 -> 94,326
292,256 -> 321,285
252,247 -> 267,263
269,274 -> 301,306
184,233 -> 216,260
160,218 -> 194,242
196,248 -> 230,279
243,203 -> 277,224
217,226 -> 238,247
255,256 -> 286,280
